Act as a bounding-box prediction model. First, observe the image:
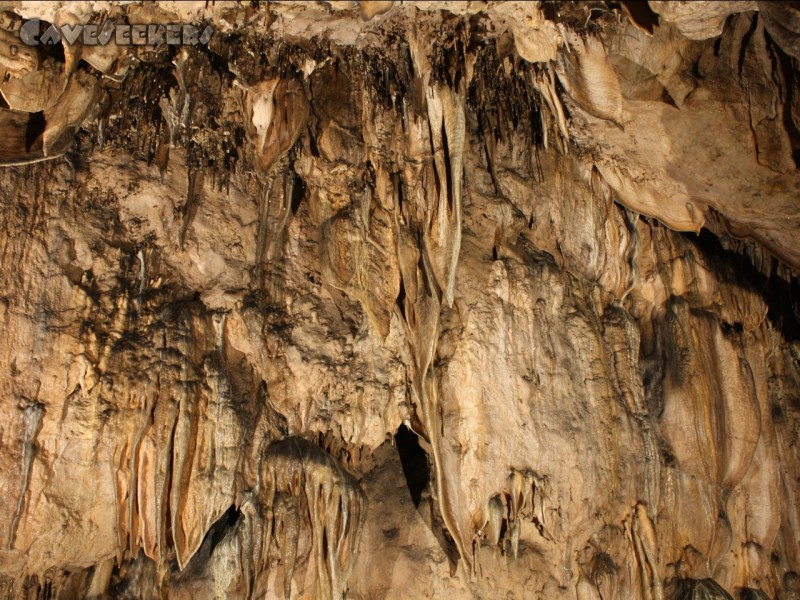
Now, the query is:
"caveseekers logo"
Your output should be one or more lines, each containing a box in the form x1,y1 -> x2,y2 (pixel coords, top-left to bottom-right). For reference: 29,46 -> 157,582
19,19 -> 214,46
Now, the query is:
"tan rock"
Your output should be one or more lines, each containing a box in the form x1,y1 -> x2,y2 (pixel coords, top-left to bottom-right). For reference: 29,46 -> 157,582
0,2 -> 796,600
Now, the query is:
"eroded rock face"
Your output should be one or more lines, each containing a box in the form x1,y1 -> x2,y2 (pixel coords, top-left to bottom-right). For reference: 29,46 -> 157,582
0,1 -> 798,599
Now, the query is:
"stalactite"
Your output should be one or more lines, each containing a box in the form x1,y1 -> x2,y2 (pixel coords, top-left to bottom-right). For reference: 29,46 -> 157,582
555,27 -> 625,128
471,468 -> 548,572
7,404 -> 45,551
255,438 -> 367,600
399,26 -> 475,573
243,77 -> 309,178
529,65 -> 569,152
359,1 -> 394,21
0,3 -> 799,599
159,51 -> 188,148
433,83 -> 465,308
632,503 -> 663,600
179,167 -> 203,250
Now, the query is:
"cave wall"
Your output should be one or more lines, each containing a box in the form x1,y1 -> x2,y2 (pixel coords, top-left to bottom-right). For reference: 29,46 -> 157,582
0,2 -> 799,599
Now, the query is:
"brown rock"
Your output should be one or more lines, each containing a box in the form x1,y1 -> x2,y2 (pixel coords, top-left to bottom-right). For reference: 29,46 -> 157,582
0,2 -> 797,600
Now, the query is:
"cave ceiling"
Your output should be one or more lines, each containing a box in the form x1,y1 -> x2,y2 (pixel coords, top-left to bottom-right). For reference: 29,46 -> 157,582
0,2 -> 798,599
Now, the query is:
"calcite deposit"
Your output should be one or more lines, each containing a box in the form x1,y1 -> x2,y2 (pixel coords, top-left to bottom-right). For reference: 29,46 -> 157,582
0,1 -> 798,599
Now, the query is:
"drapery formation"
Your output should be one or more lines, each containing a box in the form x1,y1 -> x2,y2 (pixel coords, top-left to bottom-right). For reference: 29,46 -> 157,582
0,2 -> 799,599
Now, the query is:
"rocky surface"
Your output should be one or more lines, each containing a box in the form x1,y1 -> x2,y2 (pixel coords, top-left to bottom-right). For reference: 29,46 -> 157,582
0,1 -> 798,599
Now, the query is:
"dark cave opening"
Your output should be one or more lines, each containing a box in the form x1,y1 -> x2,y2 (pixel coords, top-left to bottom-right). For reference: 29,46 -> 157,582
692,226 -> 800,342
25,112 -> 45,152
620,2 -> 658,35
394,424 -> 430,507
289,171 -> 305,215
208,505 -> 243,552
171,503 -> 243,575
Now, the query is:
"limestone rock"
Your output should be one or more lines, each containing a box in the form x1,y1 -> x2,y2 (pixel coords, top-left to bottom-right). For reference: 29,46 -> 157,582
0,2 -> 797,600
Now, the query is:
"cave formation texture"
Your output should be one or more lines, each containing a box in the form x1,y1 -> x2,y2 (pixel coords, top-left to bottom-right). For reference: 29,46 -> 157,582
0,1 -> 799,599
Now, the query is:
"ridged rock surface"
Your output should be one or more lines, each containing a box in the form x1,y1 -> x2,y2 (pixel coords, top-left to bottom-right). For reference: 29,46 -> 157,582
0,2 -> 799,599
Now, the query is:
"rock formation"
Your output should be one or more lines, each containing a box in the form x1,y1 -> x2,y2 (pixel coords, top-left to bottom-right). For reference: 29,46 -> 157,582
0,1 -> 798,598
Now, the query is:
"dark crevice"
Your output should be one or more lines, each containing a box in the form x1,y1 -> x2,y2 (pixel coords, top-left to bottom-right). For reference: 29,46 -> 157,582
721,320 -> 744,334
394,424 -> 429,507
737,14 -> 759,77
620,1 -> 658,35
396,277 -> 407,321
690,227 -> 800,342
307,121 -> 320,157
429,124 -> 443,207
25,112 -> 46,152
739,588 -> 771,600
181,504 -> 242,576
669,578 -> 734,599
394,172 -> 405,216
541,1 -> 559,22
36,21 -> 66,63
289,171 -> 305,215
209,506 -> 242,551
441,119 -> 454,211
